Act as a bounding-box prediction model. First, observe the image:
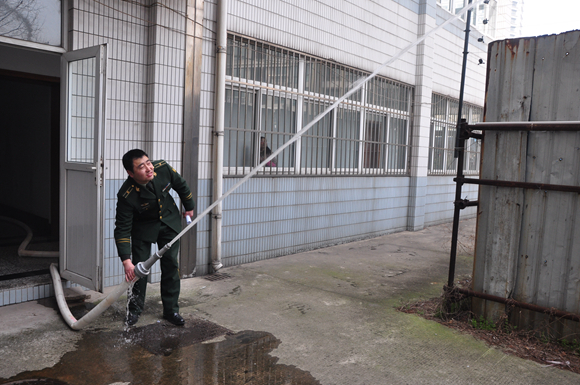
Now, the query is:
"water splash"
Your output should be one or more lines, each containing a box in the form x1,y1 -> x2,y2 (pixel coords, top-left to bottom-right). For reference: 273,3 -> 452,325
124,279 -> 136,331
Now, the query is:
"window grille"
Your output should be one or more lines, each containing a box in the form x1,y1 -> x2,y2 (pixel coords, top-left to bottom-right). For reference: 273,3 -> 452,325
428,93 -> 482,175
437,0 -> 497,32
224,34 -> 413,177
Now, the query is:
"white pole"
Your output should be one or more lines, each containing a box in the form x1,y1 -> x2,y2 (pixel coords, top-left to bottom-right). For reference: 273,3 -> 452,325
211,0 -> 228,272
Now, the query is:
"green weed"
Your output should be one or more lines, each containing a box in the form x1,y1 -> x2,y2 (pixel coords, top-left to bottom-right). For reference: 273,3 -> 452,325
501,319 -> 517,334
470,316 -> 496,331
558,338 -> 580,355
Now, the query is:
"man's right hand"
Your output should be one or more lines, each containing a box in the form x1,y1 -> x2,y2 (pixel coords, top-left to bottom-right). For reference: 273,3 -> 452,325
123,259 -> 136,282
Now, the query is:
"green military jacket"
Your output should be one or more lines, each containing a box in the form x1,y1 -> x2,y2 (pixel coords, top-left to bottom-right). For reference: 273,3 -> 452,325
114,160 -> 195,259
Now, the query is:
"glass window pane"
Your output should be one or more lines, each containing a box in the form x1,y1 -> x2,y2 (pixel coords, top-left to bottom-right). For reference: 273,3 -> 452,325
440,0 -> 452,12
67,58 -> 96,163
432,94 -> 447,122
470,106 -> 483,123
364,112 -> 385,169
387,117 -> 408,170
336,107 -> 360,169
304,59 -> 320,94
305,59 -> 362,103
227,36 -> 299,89
448,99 -> 459,125
0,0 -> 61,46
431,122 -> 446,171
445,125 -> 457,171
302,100 -> 332,169
261,94 -> 296,168
467,138 -> 480,171
224,88 -> 255,168
454,0 -> 466,14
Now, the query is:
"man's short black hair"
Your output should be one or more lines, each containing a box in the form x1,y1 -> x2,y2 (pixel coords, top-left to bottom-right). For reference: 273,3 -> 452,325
122,149 -> 149,172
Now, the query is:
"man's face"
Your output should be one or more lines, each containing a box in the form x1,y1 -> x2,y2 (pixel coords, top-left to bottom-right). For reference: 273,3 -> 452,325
127,156 -> 154,184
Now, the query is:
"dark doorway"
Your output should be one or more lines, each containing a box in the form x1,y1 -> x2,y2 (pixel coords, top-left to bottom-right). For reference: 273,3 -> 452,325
0,70 -> 60,284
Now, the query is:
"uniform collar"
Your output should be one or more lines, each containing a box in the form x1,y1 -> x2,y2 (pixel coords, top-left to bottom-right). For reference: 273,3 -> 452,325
130,177 -> 156,197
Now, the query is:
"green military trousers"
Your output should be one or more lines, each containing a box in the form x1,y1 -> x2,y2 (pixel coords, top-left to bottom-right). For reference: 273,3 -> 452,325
128,223 -> 180,317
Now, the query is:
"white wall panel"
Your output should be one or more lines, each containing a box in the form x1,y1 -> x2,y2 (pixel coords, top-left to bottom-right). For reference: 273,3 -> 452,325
432,8 -> 487,106
217,177 -> 411,265
425,176 -> 478,226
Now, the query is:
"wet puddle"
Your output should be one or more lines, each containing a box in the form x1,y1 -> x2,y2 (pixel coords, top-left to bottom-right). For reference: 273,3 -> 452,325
0,318 -> 320,385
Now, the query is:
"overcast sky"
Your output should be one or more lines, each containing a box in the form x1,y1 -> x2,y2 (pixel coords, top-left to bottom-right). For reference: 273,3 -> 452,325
521,0 -> 580,37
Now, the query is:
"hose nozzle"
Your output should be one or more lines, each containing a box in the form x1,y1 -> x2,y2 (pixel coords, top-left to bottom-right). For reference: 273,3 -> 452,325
134,244 -> 171,279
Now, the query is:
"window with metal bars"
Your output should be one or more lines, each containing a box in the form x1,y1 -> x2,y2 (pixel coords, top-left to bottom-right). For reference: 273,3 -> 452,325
428,93 -> 482,175
224,34 -> 413,176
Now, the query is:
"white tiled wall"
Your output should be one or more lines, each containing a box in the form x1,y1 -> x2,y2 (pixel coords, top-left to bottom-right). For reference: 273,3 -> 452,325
211,177 -> 411,267
68,0 -> 190,287
432,6 -> 487,106
0,284 -> 54,307
425,176 -> 479,226
193,0 -> 484,274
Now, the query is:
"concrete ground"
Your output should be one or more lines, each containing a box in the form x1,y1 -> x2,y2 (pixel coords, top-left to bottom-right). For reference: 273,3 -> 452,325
1,218 -> 579,384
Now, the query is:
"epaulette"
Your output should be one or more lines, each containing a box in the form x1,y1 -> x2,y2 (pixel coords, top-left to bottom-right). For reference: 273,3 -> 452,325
123,185 -> 135,198
154,160 -> 167,169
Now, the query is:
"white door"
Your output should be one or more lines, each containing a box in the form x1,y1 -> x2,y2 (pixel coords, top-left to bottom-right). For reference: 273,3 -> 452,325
59,45 -> 107,292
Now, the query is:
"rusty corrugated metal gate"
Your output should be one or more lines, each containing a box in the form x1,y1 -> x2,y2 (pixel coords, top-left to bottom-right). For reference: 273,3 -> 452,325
447,30 -> 580,340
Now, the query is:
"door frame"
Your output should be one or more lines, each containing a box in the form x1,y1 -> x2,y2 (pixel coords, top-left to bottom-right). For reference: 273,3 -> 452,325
59,44 -> 107,291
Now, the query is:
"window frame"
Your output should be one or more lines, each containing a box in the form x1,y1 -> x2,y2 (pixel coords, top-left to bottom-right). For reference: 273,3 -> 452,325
428,93 -> 483,176
224,34 -> 414,177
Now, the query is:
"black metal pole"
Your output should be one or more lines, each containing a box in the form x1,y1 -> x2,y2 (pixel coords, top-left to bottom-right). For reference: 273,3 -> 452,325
448,1 -> 473,288
448,119 -> 467,287
454,0 -> 472,158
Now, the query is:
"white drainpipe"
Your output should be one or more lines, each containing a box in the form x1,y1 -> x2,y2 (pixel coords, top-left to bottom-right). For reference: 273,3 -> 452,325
211,0 -> 227,272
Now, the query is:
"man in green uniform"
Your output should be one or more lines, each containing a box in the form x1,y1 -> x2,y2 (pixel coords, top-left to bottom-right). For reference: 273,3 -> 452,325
114,149 -> 195,326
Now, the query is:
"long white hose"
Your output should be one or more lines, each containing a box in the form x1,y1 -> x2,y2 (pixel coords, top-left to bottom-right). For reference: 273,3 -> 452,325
47,0 -> 485,330
50,263 -> 135,330
50,246 -> 165,330
0,216 -> 59,258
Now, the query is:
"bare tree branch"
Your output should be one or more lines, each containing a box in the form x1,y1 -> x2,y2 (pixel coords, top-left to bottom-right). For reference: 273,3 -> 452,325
0,0 -> 42,42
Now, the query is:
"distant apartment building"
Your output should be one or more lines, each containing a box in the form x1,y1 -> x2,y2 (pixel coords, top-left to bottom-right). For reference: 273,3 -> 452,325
438,0 -> 525,39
